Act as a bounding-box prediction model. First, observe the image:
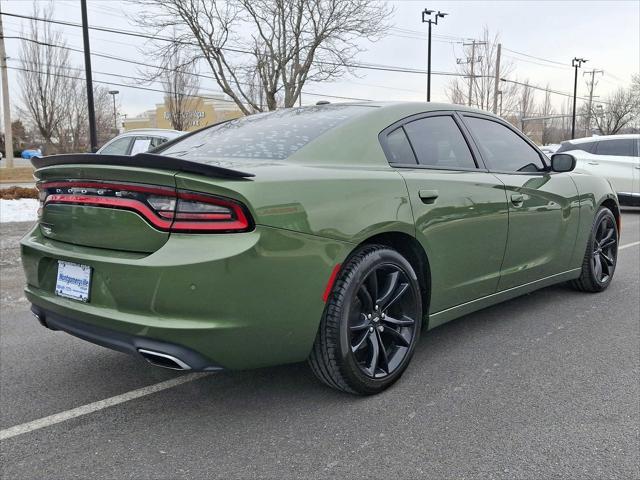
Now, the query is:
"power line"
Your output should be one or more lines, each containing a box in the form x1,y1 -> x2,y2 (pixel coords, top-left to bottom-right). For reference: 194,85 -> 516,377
502,47 -> 569,67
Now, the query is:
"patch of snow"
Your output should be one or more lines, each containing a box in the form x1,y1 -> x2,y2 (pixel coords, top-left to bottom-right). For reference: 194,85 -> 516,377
0,199 -> 39,223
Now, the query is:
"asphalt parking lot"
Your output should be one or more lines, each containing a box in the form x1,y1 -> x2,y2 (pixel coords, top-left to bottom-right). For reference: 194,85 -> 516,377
1,212 -> 638,480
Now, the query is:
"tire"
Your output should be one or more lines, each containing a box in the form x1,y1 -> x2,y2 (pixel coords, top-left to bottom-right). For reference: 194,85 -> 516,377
308,245 -> 423,395
570,206 -> 619,293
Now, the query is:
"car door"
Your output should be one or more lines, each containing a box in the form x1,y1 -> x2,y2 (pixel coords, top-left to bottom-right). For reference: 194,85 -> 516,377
460,113 -> 580,291
380,112 -> 509,315
591,138 -> 637,195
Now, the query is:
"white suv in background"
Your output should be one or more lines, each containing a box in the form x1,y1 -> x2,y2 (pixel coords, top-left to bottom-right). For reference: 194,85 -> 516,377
97,129 -> 184,156
556,134 -> 640,206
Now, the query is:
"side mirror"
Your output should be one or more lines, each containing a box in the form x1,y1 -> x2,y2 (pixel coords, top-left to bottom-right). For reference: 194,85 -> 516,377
550,153 -> 576,173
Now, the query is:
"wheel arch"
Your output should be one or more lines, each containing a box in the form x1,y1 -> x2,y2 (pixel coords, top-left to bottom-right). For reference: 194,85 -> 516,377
600,197 -> 621,232
353,231 -> 431,326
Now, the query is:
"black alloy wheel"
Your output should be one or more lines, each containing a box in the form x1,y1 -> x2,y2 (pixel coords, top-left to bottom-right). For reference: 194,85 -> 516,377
309,245 -> 423,395
348,264 -> 418,379
571,206 -> 618,292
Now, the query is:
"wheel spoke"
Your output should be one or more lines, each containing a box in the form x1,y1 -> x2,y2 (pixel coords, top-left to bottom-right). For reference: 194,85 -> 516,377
376,271 -> 399,307
599,250 -> 614,267
382,283 -> 409,312
351,329 -> 370,352
365,331 -> 379,376
375,330 -> 390,374
366,271 -> 379,308
383,326 -> 410,348
600,238 -> 616,250
593,253 -> 603,280
349,313 -> 370,332
357,284 -> 374,313
598,228 -> 614,247
382,314 -> 415,327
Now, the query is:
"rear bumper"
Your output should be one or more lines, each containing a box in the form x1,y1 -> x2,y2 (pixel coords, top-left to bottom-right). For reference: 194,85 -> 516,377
31,304 -> 222,371
21,224 -> 353,369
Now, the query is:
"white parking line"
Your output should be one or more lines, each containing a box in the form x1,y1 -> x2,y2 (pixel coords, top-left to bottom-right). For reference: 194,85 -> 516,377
1,240 -> 639,442
0,372 -> 211,441
620,241 -> 640,250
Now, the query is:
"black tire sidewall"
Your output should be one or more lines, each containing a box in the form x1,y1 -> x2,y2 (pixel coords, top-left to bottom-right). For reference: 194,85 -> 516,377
335,248 -> 422,394
587,207 -> 618,289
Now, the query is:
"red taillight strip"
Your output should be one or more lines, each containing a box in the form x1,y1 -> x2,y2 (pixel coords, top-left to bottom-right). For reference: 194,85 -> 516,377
173,191 -> 251,232
45,194 -> 173,230
38,181 -> 174,196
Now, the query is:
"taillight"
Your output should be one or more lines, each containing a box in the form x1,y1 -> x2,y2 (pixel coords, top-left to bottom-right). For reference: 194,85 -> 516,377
37,181 -> 253,233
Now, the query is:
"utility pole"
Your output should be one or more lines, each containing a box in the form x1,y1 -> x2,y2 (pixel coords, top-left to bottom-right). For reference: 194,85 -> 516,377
458,40 -> 486,107
421,8 -> 448,102
80,0 -> 98,152
108,90 -> 119,133
468,40 -> 476,107
583,69 -> 602,136
0,10 -> 14,168
492,43 -> 501,114
571,57 -> 587,140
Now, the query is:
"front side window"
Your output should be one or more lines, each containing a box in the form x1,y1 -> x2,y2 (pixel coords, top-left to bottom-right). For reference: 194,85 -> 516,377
464,116 -> 545,172
402,116 -> 476,169
99,136 -> 133,155
594,139 -> 634,156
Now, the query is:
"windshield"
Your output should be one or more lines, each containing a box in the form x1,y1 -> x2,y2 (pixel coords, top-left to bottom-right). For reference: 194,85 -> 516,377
160,104 -> 373,162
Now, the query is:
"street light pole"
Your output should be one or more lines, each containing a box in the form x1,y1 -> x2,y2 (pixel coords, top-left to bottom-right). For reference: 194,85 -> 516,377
108,90 -> 119,132
571,57 -> 587,140
421,8 -> 447,102
80,0 -> 98,152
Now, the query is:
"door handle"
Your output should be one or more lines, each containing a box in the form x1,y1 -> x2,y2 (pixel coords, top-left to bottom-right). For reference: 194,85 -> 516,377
587,161 -> 599,165
418,189 -> 439,204
634,165 -> 640,169
510,193 -> 524,206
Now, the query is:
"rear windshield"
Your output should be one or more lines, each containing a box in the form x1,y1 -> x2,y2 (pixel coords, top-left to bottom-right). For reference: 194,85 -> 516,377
160,105 -> 373,161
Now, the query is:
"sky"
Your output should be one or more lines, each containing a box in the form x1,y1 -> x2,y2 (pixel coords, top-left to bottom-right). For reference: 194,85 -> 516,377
1,0 -> 639,119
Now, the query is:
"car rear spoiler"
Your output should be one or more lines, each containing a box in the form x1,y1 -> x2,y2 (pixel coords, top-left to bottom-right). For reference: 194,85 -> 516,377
31,153 -> 255,179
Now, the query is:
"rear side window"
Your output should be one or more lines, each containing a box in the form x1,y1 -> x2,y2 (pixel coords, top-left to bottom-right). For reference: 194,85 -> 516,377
464,116 -> 545,172
160,105 -> 373,161
594,139 -> 634,156
385,127 -> 416,164
100,136 -> 132,155
402,116 -> 476,169
557,141 -> 596,153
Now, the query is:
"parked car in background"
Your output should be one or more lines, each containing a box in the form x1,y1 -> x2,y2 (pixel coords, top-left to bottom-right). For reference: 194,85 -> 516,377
21,148 -> 43,159
97,129 -> 184,156
540,144 -> 561,156
24,103 -> 620,395
556,134 -> 640,205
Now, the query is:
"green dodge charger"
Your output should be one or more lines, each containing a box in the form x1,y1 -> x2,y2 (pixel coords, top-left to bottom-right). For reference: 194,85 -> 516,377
22,102 -> 620,395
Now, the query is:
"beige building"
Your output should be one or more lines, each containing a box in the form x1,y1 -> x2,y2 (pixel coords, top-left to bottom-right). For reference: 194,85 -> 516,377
123,94 -> 243,132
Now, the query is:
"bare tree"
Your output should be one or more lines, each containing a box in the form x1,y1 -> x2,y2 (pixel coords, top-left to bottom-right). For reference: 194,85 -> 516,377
134,0 -> 392,114
515,80 -> 535,134
161,44 -> 200,130
539,85 -> 555,145
445,28 -> 518,114
18,5 -> 72,154
590,86 -> 639,135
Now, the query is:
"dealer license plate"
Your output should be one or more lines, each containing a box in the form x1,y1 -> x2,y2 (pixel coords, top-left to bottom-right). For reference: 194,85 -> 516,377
55,261 -> 92,302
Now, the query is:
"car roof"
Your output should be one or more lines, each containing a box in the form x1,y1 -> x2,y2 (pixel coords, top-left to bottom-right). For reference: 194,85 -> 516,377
565,133 -> 640,144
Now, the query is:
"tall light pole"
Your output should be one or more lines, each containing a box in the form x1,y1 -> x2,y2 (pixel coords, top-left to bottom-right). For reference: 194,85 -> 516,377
108,90 -> 119,132
422,8 -> 447,102
80,0 -> 98,152
571,57 -> 587,139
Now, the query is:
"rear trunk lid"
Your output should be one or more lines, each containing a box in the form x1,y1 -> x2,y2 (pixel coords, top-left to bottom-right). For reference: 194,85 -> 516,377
34,153 -> 254,253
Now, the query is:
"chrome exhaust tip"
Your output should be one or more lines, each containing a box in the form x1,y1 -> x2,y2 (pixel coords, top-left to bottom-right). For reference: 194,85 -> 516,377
137,349 -> 192,371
